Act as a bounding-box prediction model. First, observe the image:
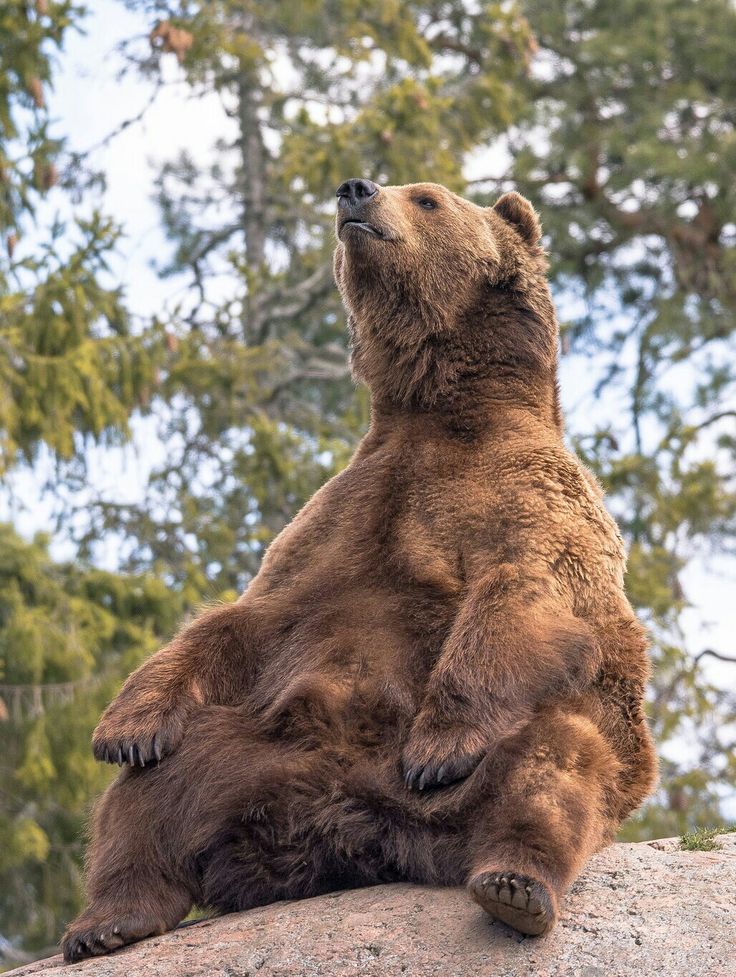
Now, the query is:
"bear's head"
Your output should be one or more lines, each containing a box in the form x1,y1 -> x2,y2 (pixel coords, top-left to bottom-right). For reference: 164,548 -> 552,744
333,180 -> 559,423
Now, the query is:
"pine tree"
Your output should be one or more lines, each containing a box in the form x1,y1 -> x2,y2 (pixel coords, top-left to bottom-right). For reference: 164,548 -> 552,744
492,0 -> 736,836
0,0 -> 160,474
0,524 -> 183,960
0,2 -> 173,961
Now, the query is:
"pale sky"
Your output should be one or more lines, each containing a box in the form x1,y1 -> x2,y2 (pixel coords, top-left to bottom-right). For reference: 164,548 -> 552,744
2,1 -> 734,802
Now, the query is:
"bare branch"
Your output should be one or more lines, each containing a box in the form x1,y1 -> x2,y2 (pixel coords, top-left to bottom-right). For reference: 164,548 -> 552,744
189,224 -> 242,265
690,411 -> 736,434
258,263 -> 334,331
427,34 -> 483,64
693,648 -> 736,666
80,78 -> 164,155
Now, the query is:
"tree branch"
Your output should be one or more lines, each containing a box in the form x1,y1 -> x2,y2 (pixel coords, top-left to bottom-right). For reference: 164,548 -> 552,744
693,648 -> 736,666
257,263 -> 334,331
80,78 -> 164,155
189,223 -> 242,265
690,411 -> 736,434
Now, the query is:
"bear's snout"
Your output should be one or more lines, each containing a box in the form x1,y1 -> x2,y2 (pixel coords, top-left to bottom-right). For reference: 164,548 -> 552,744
336,178 -> 379,208
336,179 -> 384,239
336,178 -> 386,241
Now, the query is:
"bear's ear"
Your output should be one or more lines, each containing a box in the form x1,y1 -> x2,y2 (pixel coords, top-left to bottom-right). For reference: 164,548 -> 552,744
492,192 -> 542,245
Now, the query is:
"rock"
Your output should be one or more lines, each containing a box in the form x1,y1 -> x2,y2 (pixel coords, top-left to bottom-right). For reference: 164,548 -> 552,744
7,835 -> 735,977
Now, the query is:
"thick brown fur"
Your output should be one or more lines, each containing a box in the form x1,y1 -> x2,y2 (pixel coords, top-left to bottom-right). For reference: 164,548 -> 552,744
63,182 -> 657,961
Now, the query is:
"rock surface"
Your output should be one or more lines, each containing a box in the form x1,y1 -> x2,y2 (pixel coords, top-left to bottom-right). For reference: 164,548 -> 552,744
7,835 -> 735,977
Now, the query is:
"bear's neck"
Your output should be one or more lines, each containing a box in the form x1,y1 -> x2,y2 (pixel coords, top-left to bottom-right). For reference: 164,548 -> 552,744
367,365 -> 563,445
356,284 -> 564,441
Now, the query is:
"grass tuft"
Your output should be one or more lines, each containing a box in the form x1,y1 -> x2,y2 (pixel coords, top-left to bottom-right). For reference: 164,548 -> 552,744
679,825 -> 734,851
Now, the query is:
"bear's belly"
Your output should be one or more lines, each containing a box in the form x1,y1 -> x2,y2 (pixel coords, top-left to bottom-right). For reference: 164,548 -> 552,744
257,663 -> 417,749
247,586 -> 453,749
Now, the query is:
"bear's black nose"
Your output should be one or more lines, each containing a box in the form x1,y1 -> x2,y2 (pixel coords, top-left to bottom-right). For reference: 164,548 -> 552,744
336,178 -> 379,207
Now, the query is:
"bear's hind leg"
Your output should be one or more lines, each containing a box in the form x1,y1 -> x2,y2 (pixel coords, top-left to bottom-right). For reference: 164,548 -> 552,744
62,769 -> 193,962
467,708 -> 621,936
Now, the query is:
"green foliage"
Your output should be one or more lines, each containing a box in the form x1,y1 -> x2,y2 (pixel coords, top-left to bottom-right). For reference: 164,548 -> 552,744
0,524 -> 182,958
0,0 -> 160,473
0,14 -> 172,949
0,1 -> 81,233
500,0 -> 736,839
1,214 -> 164,471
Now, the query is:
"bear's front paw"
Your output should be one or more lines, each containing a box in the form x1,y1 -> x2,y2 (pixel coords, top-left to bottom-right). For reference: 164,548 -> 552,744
92,688 -> 193,767
401,719 -> 487,790
62,907 -> 164,962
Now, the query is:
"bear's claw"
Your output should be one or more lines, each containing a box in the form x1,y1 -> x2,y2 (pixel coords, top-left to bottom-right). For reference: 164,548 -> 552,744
403,750 -> 480,790
92,735 -> 161,767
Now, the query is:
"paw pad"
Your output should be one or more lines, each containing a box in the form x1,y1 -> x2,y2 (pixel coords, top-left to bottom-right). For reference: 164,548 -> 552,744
469,870 -> 557,936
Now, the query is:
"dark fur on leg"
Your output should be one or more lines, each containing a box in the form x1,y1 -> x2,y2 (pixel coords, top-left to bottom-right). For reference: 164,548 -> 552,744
62,771 -> 193,962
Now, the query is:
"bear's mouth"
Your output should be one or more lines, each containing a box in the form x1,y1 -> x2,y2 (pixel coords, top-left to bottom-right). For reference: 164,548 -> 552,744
339,219 -> 384,239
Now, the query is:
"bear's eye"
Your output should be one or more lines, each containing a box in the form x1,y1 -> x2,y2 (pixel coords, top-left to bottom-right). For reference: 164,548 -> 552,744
415,197 -> 438,210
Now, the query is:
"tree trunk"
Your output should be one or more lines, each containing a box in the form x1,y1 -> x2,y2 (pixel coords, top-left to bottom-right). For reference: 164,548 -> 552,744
237,69 -> 268,343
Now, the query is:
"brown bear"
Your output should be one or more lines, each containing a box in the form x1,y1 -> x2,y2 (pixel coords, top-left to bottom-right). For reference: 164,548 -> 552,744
62,179 -> 657,962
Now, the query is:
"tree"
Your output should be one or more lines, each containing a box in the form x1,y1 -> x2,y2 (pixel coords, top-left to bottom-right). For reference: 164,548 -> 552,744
0,524 -> 183,960
488,0 -> 736,836
0,2 -> 172,962
0,0 -> 160,474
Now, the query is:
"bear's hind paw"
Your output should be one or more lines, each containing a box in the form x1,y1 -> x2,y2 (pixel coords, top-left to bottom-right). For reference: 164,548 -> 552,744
468,871 -> 557,936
